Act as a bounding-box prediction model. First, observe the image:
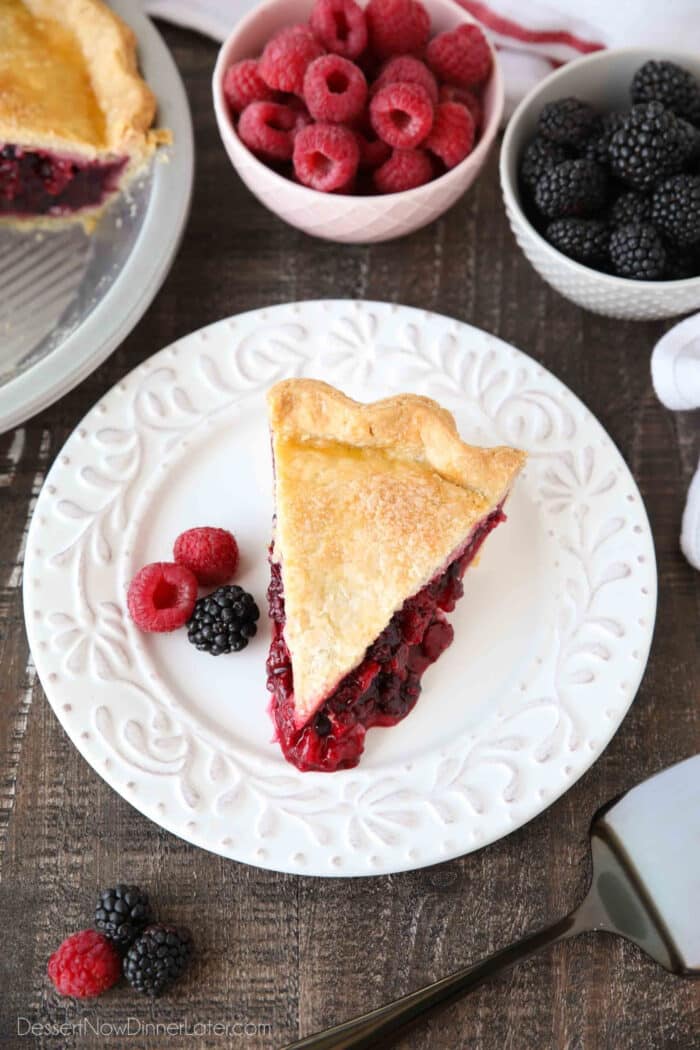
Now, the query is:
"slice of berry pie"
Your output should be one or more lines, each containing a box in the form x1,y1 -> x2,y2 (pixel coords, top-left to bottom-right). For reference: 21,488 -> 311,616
266,379 -> 526,773
0,0 -> 169,229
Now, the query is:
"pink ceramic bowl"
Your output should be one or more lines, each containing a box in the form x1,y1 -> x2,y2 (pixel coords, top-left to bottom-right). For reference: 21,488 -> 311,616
212,0 -> 504,243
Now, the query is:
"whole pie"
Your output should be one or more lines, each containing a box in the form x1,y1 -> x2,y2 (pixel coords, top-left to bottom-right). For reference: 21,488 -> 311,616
266,379 -> 526,773
0,0 -> 169,228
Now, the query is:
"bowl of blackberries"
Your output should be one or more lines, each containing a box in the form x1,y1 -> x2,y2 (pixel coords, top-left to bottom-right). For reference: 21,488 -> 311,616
500,48 -> 700,320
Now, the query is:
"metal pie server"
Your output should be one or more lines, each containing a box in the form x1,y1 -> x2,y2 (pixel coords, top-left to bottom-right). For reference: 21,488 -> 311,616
284,754 -> 700,1050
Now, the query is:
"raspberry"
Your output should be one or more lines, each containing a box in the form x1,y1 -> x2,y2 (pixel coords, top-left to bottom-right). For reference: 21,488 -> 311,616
374,56 -> 438,104
370,82 -> 434,149
238,101 -> 310,160
127,562 -> 198,633
365,0 -> 430,60
303,55 -> 367,123
309,0 -> 368,60
355,129 -> 392,169
293,122 -> 360,191
439,84 -> 482,130
426,24 -> 492,88
48,931 -> 121,999
223,59 -> 275,114
174,527 -> 239,586
373,148 -> 433,192
259,25 -> 325,95
424,101 -> 475,168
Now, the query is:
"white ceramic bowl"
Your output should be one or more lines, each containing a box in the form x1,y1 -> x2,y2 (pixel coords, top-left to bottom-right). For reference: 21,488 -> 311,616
500,47 -> 700,321
212,0 -> 503,243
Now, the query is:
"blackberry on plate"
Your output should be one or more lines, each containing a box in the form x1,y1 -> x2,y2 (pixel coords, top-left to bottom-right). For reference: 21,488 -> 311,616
534,158 -> 608,219
123,924 -> 193,996
651,174 -> 700,246
630,60 -> 700,123
538,97 -> 598,147
187,584 -> 260,655
95,884 -> 152,948
519,136 -> 569,192
583,111 -> 625,166
609,223 -> 666,280
609,102 -> 690,190
610,190 -> 651,228
545,218 -> 610,266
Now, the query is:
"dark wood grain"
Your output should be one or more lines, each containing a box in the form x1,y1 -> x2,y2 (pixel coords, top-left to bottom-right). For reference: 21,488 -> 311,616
1,23 -> 699,1050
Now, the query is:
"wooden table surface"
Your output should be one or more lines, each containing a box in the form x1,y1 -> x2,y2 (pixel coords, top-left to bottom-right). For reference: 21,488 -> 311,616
1,24 -> 699,1050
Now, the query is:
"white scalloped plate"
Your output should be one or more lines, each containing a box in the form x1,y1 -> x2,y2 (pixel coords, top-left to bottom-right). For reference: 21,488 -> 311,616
23,301 -> 657,876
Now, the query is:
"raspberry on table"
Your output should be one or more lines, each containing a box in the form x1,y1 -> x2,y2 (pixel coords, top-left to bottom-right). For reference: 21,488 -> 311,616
303,55 -> 367,123
174,526 -> 239,587
439,83 -> 482,130
365,0 -> 430,60
123,925 -> 193,997
48,930 -> 122,999
223,59 -> 275,114
293,121 -> 360,191
424,101 -> 475,168
238,101 -> 310,161
309,0 -> 367,60
426,24 -> 492,88
373,148 -> 433,193
370,82 -> 434,150
373,56 -> 439,105
95,885 -> 152,948
259,25 -> 325,95
127,563 -> 198,633
355,129 -> 392,169
534,158 -> 608,219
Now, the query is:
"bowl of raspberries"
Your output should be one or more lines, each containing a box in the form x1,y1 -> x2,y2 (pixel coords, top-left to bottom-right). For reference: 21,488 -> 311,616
212,0 -> 503,243
500,48 -> 700,320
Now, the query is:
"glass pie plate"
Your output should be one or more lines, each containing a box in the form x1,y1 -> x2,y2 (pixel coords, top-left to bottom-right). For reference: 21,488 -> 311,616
0,0 -> 194,434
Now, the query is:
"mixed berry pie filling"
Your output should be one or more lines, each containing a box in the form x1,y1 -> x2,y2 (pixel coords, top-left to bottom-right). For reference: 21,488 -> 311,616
267,506 -> 505,772
0,144 -> 127,217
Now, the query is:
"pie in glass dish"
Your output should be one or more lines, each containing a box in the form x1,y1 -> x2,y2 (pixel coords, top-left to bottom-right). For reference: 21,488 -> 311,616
0,0 -> 169,229
266,379 -> 526,773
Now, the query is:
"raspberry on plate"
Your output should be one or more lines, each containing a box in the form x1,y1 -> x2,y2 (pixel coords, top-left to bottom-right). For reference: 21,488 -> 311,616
365,0 -> 430,60
174,526 -> 240,586
127,562 -> 198,633
373,148 -> 433,193
293,122 -> 360,191
48,930 -> 122,999
370,82 -> 434,149
309,0 -> 368,60
427,24 -> 492,87
373,55 -> 439,105
238,101 -> 310,160
223,59 -> 275,114
439,83 -> 482,130
303,55 -> 367,123
259,25 -> 325,95
425,101 -> 475,168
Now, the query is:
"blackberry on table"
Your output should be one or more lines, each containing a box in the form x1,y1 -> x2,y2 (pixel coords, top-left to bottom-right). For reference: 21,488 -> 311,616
95,884 -> 152,948
630,60 -> 700,123
609,102 -> 690,190
609,223 -> 666,280
545,218 -> 610,266
610,190 -> 651,228
538,97 -> 598,147
651,174 -> 700,246
519,136 -> 569,193
534,158 -> 608,219
123,924 -> 193,996
187,585 -> 260,655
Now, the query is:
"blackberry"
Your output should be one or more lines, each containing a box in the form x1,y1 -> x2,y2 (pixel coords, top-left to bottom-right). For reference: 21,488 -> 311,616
609,223 -> 666,280
95,884 -> 152,948
545,218 -> 610,267
538,97 -> 598,147
519,136 -> 569,193
651,174 -> 700,246
610,190 -> 651,228
609,102 -> 689,190
534,158 -> 608,219
123,924 -> 193,996
665,242 -> 700,280
630,60 -> 700,123
583,111 -> 625,166
187,585 -> 259,655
